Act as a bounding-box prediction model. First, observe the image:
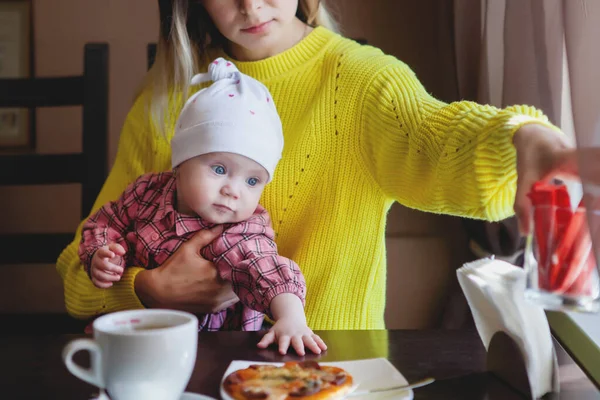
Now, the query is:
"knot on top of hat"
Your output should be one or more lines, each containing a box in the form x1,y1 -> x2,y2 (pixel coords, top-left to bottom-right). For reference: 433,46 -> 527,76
190,57 -> 240,85
172,57 -> 284,180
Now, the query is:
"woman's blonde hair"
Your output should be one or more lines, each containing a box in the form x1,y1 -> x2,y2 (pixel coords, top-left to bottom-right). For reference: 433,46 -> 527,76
146,0 -> 339,137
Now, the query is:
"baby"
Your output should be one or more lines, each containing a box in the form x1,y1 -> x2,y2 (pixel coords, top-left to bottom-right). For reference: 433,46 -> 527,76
78,58 -> 326,356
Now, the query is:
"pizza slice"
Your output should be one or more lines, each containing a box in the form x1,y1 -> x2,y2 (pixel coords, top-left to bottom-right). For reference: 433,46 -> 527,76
222,360 -> 354,400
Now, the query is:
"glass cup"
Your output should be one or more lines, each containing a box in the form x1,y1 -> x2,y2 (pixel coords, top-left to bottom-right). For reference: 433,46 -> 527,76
524,205 -> 600,313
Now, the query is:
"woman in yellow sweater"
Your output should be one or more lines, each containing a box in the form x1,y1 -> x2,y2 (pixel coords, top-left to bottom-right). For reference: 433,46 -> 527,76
57,0 -> 576,330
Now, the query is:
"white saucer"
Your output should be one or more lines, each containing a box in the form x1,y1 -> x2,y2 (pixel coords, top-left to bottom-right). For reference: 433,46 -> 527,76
91,391 -> 216,400
181,393 -> 217,400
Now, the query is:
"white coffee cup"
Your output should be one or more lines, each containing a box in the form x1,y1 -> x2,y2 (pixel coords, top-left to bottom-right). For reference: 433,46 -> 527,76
63,309 -> 198,400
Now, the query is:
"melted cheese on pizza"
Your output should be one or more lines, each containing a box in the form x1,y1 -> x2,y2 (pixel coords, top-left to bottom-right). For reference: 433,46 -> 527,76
224,362 -> 352,400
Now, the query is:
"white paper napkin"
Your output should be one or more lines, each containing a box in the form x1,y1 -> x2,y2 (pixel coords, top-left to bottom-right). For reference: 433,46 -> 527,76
457,257 -> 557,398
220,358 -> 413,399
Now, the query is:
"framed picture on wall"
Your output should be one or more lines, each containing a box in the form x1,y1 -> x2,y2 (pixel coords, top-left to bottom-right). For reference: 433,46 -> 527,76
0,0 -> 33,149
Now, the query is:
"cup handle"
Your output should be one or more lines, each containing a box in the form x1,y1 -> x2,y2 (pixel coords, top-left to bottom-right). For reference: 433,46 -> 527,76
62,338 -> 104,388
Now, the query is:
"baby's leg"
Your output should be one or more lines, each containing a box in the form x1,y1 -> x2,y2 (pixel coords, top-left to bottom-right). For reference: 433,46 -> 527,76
219,303 -> 264,331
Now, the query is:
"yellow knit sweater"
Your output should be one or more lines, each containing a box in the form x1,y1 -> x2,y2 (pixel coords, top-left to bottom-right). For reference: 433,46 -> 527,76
57,27 -> 555,329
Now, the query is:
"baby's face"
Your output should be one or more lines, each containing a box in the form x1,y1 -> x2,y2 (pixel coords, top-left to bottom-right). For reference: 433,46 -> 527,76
176,152 -> 269,224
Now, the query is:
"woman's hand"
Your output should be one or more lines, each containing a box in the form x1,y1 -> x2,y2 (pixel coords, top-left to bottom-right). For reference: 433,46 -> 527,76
134,226 -> 239,313
513,124 -> 577,235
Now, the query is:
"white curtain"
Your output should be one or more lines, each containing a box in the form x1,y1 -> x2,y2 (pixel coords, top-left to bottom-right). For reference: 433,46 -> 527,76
453,0 -> 600,259
455,0 -> 600,137
442,0 -> 600,328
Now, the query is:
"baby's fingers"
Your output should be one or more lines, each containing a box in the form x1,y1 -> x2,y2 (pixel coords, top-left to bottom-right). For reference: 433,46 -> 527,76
95,247 -> 114,259
278,335 -> 291,355
313,334 -> 327,351
257,330 -> 276,349
302,334 -> 323,355
92,277 -> 113,289
108,242 -> 127,256
99,258 -> 123,275
91,266 -> 121,283
291,336 -> 306,356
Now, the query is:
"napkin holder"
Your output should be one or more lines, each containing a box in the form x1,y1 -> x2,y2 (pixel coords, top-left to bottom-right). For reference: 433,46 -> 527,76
487,331 -> 560,399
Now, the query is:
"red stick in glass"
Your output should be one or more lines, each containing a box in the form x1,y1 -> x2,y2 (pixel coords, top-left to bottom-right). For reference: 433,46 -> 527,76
528,182 -> 572,290
550,200 -> 584,291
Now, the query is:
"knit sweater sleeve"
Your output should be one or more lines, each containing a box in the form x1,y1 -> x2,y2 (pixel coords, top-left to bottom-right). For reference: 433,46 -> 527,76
360,58 -> 560,221
56,91 -> 158,319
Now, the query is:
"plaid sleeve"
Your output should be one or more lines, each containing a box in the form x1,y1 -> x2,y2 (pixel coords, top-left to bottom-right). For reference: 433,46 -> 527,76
202,213 -> 306,316
77,174 -> 148,273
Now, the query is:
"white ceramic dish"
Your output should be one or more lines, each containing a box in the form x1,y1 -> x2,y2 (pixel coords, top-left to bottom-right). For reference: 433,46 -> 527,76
219,358 -> 413,400
91,391 -> 216,400
180,393 -> 217,400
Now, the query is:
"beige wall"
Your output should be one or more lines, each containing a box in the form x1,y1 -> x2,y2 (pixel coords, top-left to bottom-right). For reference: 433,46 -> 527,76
337,0 -> 458,103
2,0 -> 469,329
1,0 -> 158,234
1,0 -> 159,313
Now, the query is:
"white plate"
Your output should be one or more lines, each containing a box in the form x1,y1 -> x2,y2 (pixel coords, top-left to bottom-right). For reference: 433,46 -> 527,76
90,391 -> 216,400
220,358 -> 413,400
180,393 -> 217,400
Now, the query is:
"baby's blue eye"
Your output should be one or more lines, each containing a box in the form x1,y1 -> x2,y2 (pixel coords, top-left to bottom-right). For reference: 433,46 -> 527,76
212,165 -> 226,175
247,177 -> 259,186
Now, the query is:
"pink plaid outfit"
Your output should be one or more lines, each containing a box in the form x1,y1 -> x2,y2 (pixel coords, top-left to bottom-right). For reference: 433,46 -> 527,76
78,171 -> 306,331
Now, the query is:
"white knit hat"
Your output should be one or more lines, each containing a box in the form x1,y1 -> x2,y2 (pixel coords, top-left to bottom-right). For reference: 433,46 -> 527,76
170,58 -> 283,182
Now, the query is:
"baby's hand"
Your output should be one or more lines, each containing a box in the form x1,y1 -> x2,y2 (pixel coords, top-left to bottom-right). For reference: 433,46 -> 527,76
257,318 -> 327,356
90,243 -> 126,288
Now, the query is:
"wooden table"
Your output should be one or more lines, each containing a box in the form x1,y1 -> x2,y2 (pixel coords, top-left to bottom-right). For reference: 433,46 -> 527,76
2,330 -> 598,399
